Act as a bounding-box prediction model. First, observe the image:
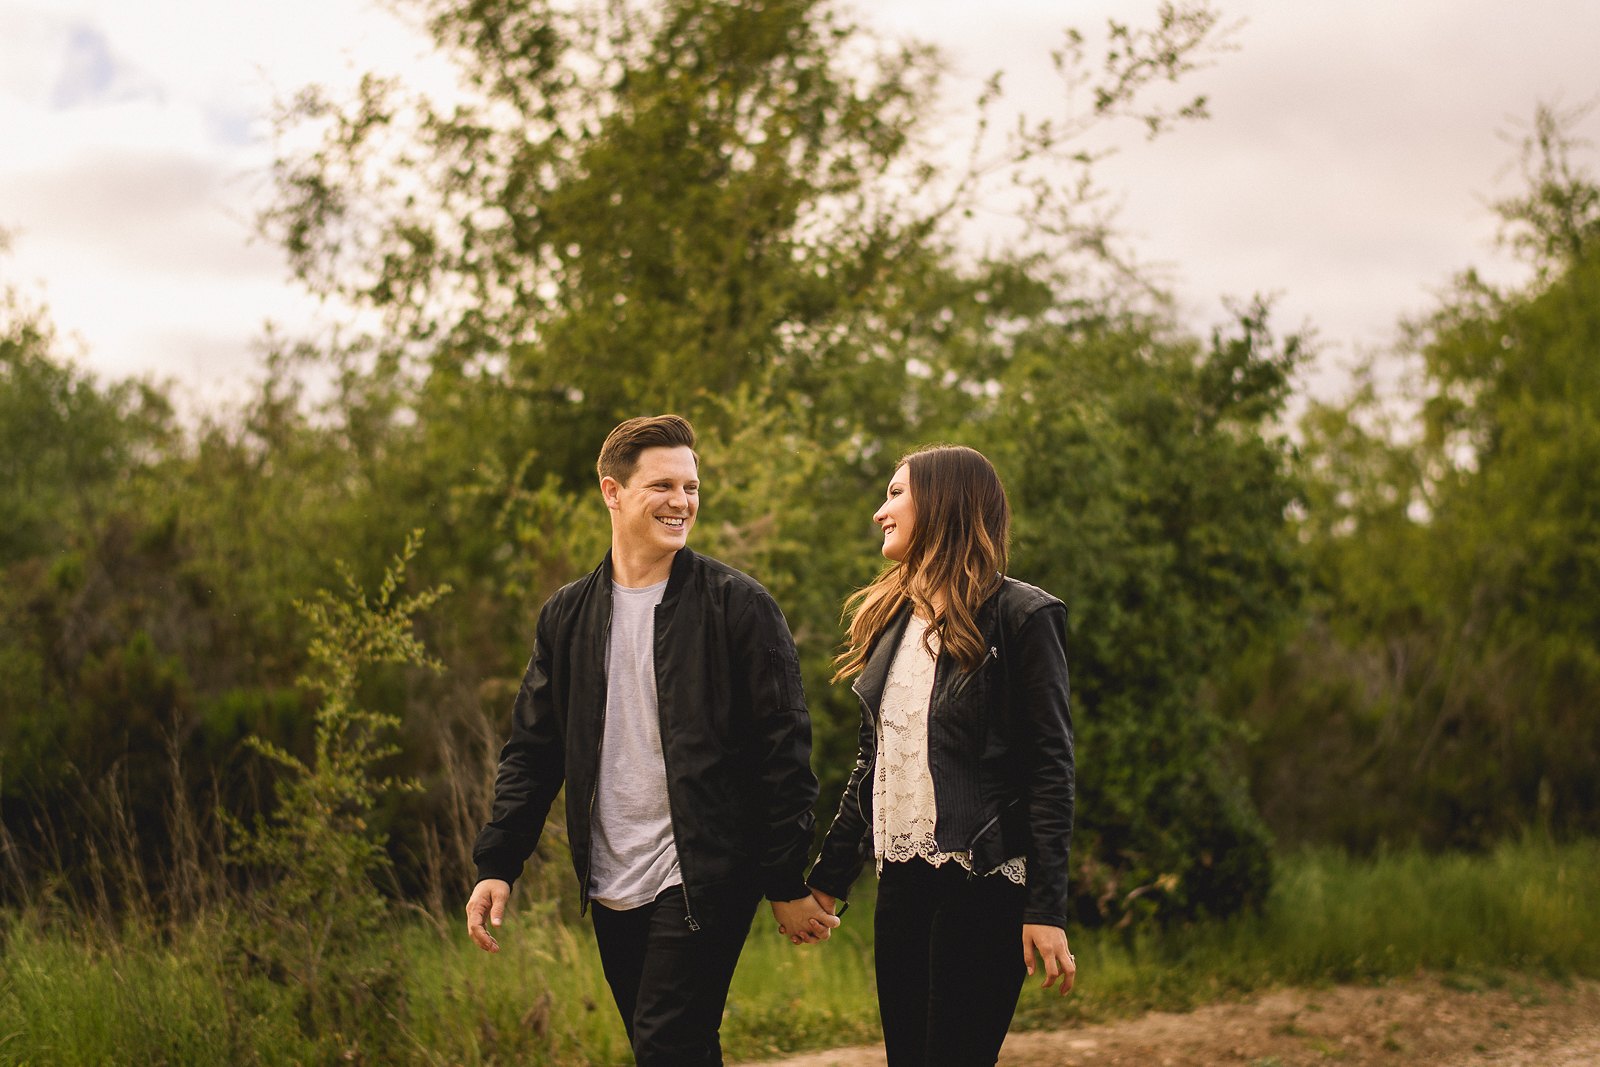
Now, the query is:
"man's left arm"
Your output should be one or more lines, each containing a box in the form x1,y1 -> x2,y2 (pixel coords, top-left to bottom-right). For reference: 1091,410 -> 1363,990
735,590 -> 818,904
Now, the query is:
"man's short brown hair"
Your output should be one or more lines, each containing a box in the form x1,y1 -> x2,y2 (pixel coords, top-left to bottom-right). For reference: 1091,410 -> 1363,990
596,414 -> 698,485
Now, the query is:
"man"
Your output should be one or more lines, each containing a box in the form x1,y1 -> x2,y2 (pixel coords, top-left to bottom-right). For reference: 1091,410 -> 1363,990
466,413 -> 837,1065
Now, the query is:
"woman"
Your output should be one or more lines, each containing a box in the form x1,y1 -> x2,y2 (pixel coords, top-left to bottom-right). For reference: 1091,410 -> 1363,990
805,444 -> 1076,1066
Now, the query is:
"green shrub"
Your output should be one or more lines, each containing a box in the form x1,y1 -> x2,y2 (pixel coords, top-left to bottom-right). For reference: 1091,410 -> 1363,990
224,531 -> 448,1052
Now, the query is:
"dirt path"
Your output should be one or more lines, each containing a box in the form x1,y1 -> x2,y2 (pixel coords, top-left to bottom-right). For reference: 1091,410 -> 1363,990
737,975 -> 1600,1066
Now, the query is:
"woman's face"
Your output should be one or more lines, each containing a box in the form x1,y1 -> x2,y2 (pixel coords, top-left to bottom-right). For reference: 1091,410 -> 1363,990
874,463 -> 915,562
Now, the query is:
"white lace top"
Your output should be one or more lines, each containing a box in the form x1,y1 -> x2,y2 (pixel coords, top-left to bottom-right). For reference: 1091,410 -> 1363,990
873,614 -> 1026,884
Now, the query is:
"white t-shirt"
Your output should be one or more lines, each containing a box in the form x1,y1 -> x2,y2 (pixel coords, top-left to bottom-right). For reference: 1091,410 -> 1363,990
588,578 -> 682,909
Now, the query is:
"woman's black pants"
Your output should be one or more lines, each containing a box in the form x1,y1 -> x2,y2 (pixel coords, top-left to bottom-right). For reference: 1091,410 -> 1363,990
873,859 -> 1028,1067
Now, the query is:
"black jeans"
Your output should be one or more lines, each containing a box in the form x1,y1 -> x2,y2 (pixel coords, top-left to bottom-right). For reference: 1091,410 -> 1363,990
873,859 -> 1028,1067
590,883 -> 760,1065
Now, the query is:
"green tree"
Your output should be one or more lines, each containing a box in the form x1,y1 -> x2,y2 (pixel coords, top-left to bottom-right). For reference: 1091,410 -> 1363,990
7,0 -> 1293,932
262,0 -> 1224,481
985,300 -> 1303,922
1251,104 -> 1600,848
0,265 -> 171,565
0,273 -> 190,911
256,0 -> 1293,925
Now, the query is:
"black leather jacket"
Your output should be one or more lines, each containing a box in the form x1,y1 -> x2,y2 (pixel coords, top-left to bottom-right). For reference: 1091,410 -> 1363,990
808,578 -> 1074,927
472,548 -> 817,923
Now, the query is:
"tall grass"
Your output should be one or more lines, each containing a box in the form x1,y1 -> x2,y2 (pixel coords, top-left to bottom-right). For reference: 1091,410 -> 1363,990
1012,836 -> 1600,1028
2,838 -> 1597,1064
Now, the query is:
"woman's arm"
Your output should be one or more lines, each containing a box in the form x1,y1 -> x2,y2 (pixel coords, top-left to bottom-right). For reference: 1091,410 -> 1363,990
805,699 -> 876,904
1014,600 -> 1074,928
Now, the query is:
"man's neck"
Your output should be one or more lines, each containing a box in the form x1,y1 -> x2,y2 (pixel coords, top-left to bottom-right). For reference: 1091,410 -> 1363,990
611,542 -> 678,589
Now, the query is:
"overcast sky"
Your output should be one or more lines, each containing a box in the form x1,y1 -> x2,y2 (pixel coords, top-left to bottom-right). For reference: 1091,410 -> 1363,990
3,0 -> 1598,412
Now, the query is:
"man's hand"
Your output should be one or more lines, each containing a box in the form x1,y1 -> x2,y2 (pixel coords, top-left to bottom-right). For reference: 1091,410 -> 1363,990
1022,923 -> 1076,995
771,894 -> 841,945
466,878 -> 511,952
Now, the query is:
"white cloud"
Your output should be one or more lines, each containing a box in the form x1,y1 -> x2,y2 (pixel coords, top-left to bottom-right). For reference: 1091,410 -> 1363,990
0,7 -> 67,103
4,147 -> 273,274
50,22 -> 165,108
0,0 -> 435,396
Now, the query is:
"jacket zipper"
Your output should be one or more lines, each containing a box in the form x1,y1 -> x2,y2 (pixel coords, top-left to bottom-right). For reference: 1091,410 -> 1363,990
655,604 -> 700,931
954,647 -> 1001,877
579,609 -> 613,917
966,812 -> 1002,854
861,731 -> 878,861
962,812 -> 1003,881
850,676 -> 877,858
948,645 -> 999,700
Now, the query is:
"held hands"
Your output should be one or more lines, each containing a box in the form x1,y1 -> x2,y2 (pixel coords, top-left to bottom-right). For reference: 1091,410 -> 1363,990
809,887 -> 838,917
772,889 -> 841,945
465,878 -> 511,953
1022,923 -> 1076,996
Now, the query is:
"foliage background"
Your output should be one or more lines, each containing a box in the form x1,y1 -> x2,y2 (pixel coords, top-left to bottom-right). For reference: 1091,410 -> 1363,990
2,0 -> 1597,999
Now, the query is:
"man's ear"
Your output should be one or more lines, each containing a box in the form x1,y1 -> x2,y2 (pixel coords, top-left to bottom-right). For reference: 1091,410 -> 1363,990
600,475 -> 623,512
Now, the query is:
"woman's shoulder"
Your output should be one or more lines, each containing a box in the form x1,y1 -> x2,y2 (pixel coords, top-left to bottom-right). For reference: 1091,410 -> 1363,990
994,576 -> 1066,622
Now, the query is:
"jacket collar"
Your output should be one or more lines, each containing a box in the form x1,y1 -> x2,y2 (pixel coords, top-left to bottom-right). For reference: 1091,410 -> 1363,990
598,546 -> 696,602
851,601 -> 914,717
852,581 -> 1012,713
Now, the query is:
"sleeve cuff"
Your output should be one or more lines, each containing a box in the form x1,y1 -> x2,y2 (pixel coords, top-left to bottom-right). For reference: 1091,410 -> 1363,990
475,861 -> 524,888
762,874 -> 811,903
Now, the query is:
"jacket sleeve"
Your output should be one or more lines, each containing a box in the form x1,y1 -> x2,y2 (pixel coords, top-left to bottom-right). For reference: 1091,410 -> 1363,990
1015,600 -> 1075,927
805,699 -> 874,902
736,590 -> 818,903
471,601 -> 566,888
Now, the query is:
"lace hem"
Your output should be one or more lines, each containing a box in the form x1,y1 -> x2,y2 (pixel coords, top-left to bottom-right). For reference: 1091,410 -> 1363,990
875,833 -> 1027,885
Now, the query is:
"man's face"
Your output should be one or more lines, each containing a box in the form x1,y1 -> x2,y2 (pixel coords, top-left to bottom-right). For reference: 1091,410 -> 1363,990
603,445 -> 699,556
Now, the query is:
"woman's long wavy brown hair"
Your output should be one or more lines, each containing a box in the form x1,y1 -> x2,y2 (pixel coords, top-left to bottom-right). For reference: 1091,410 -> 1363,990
832,445 -> 1011,681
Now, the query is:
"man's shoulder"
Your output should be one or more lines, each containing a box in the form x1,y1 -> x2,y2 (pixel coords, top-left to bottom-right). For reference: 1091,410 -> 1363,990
684,549 -> 773,601
539,563 -> 606,625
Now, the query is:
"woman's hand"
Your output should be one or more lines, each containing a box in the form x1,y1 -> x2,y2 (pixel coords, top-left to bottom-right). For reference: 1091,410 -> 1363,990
809,888 -> 839,916
1022,923 -> 1076,995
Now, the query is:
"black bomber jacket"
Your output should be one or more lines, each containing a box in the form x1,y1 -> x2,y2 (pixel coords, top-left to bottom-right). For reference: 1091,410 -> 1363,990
472,547 -> 817,924
807,578 -> 1075,928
